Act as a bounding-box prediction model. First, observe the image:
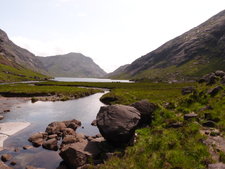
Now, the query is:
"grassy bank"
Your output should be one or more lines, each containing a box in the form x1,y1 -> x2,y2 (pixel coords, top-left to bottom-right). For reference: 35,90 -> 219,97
97,80 -> 225,168
0,62 -> 50,82
36,81 -> 195,104
0,83 -> 102,101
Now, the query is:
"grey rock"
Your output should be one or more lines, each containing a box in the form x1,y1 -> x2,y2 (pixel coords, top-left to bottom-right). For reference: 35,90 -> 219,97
63,119 -> 81,131
0,115 -> 4,120
25,165 -> 45,169
45,122 -> 66,135
1,154 -> 12,162
215,70 -> 225,77
91,120 -> 97,126
28,132 -> 47,147
62,128 -> 76,138
181,86 -> 196,95
0,161 -> 13,169
208,86 -> 223,96
96,105 -> 141,145
202,121 -> 216,128
208,163 -> 225,169
23,145 -> 33,150
10,161 -> 16,166
167,122 -> 183,128
48,134 -> 58,139
184,113 -> 198,120
62,135 -> 78,145
42,138 -> 58,151
221,76 -> 225,85
131,100 -> 157,125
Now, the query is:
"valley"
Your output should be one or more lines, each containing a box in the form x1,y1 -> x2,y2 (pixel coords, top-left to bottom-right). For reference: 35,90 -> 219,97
0,8 -> 225,169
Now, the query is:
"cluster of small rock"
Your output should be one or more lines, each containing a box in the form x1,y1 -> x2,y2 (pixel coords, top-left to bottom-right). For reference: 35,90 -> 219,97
199,70 -> 225,85
27,100 -> 157,169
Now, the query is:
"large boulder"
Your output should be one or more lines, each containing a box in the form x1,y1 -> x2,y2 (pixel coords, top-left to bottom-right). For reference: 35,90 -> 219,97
96,105 -> 141,146
60,137 -> 105,168
131,100 -> 157,125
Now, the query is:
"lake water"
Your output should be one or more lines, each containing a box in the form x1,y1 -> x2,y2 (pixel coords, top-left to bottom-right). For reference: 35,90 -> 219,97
53,77 -> 132,83
0,92 -> 106,169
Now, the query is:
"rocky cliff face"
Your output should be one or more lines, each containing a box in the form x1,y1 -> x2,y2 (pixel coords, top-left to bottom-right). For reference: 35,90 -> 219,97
38,53 -> 106,78
0,29 -> 46,73
111,10 -> 225,81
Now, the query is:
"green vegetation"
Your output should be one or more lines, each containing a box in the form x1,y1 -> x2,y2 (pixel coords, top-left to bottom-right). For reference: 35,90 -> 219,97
0,83 -> 102,101
97,77 -> 225,168
37,81 -> 195,104
0,63 -> 50,82
1,78 -> 225,168
111,56 -> 225,82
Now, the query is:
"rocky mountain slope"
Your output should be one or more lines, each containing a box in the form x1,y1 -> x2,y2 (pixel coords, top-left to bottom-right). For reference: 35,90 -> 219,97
106,64 -> 130,78
110,10 -> 225,82
0,29 -> 49,82
38,53 -> 106,78
0,29 -> 46,73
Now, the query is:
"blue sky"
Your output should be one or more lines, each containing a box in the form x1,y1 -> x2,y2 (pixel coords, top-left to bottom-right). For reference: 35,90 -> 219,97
1,0 -> 225,72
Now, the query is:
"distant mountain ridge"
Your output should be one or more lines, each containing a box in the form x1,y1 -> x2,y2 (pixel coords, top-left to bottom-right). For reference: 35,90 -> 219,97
0,29 -> 107,80
110,10 -> 225,82
106,64 -> 130,78
0,29 -> 49,82
38,53 -> 106,78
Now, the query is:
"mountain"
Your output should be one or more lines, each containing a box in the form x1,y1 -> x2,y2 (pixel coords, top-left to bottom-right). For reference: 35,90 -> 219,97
0,29 -> 49,82
110,10 -> 225,82
106,64 -> 130,78
38,53 -> 107,78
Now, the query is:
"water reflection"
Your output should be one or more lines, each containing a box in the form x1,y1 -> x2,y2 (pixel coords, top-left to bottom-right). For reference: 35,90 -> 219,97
54,77 -> 133,83
1,92 -> 106,169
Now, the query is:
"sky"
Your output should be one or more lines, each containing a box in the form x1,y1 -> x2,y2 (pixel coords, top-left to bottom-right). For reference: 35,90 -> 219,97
1,0 -> 225,73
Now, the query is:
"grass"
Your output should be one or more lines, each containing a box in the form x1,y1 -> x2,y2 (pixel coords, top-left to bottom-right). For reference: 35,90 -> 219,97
110,56 -> 225,82
0,63 -> 50,82
2,79 -> 225,168
96,77 -> 225,169
31,80 -> 213,168
36,81 -> 196,105
0,83 -> 102,100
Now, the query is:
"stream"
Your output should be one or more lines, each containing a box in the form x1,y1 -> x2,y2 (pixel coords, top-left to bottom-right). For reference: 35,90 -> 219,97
0,91 -> 107,169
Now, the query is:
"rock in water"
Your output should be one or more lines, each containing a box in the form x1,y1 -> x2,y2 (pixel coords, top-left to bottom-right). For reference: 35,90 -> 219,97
91,120 -> 97,126
131,100 -> 157,125
96,105 -> 140,146
59,137 -> 105,168
28,132 -> 47,147
1,154 -> 12,162
0,161 -> 13,169
45,122 -> 66,135
42,138 -> 58,151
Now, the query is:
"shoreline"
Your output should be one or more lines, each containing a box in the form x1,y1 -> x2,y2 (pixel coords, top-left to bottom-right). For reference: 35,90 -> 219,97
0,122 -> 31,150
